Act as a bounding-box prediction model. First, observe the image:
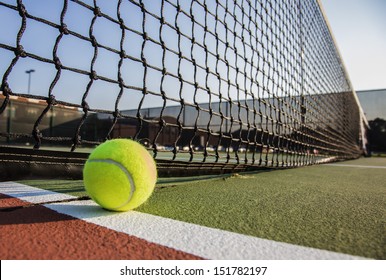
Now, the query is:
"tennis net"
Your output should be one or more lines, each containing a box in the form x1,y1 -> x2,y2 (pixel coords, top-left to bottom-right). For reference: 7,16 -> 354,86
0,0 -> 368,178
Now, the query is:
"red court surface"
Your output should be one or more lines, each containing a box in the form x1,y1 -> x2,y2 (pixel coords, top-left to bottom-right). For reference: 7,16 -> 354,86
0,194 -> 201,260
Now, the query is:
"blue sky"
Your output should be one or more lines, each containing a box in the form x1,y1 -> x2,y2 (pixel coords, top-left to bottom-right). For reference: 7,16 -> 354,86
321,0 -> 386,91
0,0 -> 385,112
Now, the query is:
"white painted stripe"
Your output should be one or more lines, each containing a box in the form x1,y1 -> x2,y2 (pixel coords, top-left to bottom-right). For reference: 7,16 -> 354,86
1,182 -> 367,260
0,181 -> 75,203
325,164 -> 386,169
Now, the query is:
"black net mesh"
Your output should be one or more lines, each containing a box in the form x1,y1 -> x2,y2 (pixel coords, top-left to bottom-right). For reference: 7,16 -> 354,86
0,0 -> 367,178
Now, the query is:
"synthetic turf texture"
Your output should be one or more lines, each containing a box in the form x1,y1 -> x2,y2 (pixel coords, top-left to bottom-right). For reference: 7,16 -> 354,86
19,157 -> 386,259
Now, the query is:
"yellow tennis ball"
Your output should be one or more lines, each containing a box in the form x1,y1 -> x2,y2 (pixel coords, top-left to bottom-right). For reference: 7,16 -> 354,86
83,139 -> 157,211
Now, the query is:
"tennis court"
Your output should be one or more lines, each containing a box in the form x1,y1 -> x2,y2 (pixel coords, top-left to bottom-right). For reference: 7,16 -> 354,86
1,156 -> 384,259
0,0 -> 384,267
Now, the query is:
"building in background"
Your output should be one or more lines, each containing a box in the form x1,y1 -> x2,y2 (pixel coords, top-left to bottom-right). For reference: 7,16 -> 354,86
356,89 -> 386,121
0,94 -> 82,145
1,91 -> 375,154
356,89 -> 386,154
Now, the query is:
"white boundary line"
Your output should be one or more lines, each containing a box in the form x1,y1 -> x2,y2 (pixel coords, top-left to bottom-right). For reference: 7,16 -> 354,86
1,182 -> 367,260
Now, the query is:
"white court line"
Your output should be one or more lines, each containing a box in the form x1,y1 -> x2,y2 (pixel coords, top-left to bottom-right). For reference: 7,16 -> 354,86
1,182 -> 367,260
325,164 -> 386,169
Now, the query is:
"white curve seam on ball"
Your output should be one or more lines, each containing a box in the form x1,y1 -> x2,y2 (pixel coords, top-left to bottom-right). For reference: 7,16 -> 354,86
87,159 -> 135,210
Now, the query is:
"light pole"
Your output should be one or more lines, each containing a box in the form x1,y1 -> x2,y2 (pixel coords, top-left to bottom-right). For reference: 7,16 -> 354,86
25,69 -> 35,94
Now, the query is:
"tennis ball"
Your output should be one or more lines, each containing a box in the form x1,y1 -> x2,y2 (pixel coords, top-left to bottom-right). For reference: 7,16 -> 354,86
83,139 -> 157,211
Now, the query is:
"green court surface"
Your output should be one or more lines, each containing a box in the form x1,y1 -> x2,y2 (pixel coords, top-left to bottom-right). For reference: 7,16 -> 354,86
19,157 -> 386,259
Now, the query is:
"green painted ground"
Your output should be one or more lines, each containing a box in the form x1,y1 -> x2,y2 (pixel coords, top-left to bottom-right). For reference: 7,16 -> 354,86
19,157 -> 386,259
